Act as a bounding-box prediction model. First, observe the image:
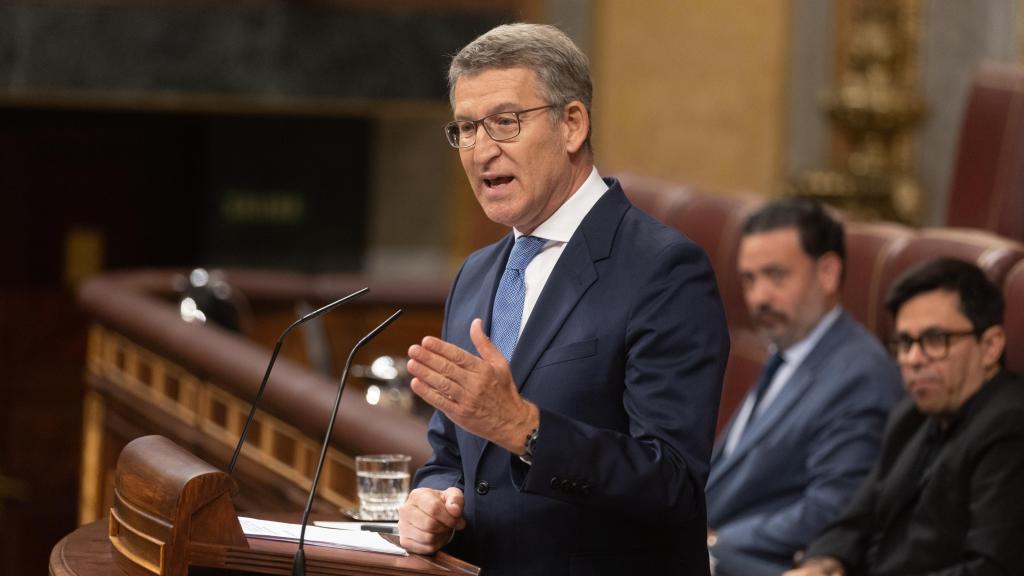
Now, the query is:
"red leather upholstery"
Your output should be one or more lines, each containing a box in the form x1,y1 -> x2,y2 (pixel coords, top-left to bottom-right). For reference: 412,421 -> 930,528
618,172 -> 695,224
615,173 -> 1024,434
946,62 -> 1024,243
843,221 -> 916,334
1002,261 -> 1024,373
876,228 -> 1024,338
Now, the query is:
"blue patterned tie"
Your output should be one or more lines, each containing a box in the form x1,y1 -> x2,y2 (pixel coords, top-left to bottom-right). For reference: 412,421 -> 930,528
491,235 -> 547,360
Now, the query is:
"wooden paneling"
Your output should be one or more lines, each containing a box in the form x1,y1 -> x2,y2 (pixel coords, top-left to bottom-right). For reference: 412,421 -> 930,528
0,289 -> 85,575
592,1 -> 791,196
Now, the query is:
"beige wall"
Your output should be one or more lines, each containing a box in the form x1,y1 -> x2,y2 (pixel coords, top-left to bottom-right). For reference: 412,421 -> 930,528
591,1 -> 791,195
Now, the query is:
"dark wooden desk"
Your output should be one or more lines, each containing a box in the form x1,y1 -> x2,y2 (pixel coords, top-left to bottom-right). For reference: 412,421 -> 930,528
50,519 -> 478,576
50,520 -> 115,576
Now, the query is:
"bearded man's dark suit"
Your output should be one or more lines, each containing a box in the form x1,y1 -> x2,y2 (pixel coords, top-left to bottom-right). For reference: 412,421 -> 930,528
413,178 -> 730,576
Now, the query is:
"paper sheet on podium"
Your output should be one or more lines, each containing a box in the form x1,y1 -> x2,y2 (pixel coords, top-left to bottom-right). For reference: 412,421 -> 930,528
239,517 -> 408,556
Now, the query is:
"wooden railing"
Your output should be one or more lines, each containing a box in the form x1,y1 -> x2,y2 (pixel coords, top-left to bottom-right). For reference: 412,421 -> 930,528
77,269 -> 448,524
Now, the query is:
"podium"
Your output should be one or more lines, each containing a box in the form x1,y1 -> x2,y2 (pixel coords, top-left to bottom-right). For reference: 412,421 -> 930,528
102,435 -> 478,576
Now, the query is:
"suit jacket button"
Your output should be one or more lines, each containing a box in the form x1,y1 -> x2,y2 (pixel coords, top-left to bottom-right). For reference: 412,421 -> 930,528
475,480 -> 490,495
580,483 -> 592,496
560,479 -> 573,491
550,476 -> 561,490
568,481 -> 579,493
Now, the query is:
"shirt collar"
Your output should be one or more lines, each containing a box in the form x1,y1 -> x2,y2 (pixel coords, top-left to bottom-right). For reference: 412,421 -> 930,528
775,305 -> 843,367
513,167 -> 608,242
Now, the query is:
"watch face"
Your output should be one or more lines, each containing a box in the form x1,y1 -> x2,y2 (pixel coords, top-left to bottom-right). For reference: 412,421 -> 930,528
526,428 -> 538,452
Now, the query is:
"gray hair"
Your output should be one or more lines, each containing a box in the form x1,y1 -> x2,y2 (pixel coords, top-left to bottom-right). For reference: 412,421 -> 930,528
448,23 -> 593,148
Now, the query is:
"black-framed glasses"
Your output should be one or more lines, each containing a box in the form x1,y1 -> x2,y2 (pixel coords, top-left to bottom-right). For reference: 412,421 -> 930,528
444,104 -> 556,149
888,329 -> 978,361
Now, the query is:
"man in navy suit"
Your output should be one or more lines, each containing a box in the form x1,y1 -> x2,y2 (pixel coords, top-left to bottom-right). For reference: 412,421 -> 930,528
706,200 -> 903,576
396,23 -> 729,575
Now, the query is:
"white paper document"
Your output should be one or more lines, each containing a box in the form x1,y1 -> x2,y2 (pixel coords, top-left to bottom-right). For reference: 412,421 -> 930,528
239,517 -> 408,556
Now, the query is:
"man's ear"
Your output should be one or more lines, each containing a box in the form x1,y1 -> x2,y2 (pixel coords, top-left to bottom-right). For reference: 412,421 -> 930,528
561,100 -> 589,154
816,252 -> 842,295
979,324 -> 1006,369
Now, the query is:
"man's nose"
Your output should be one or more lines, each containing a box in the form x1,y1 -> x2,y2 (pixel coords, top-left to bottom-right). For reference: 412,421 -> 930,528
745,278 -> 771,308
472,125 -> 501,162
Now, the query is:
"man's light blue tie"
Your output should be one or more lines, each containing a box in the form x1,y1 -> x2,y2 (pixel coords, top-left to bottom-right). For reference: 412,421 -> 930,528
491,235 -> 547,360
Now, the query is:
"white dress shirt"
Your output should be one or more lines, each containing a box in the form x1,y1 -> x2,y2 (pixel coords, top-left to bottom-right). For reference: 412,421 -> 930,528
722,305 -> 843,457
511,167 -> 608,337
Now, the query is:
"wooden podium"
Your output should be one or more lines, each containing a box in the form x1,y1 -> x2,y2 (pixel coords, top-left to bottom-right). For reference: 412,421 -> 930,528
100,435 -> 477,576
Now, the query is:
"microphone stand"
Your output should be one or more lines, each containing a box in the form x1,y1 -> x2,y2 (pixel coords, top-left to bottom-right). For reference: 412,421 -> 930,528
227,287 -> 370,475
291,308 -> 402,576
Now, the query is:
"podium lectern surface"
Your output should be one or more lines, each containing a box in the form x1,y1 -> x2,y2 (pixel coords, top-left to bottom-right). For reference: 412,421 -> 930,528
91,435 -> 478,576
50,519 -> 479,576
51,519 -> 118,576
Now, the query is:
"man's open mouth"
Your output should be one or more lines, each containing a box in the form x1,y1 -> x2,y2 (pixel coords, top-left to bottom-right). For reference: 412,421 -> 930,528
485,176 -> 514,188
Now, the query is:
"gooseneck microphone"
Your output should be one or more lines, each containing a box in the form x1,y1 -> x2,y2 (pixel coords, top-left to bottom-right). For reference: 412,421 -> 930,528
292,309 -> 403,576
227,287 -> 370,475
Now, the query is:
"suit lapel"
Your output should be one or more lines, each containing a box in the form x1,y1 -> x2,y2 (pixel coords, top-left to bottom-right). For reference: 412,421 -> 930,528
471,181 -> 628,467
707,368 -> 817,487
709,411 -> 741,474
511,182 -> 627,394
875,422 -> 931,531
461,235 -> 513,464
510,238 -> 597,391
708,313 -> 854,486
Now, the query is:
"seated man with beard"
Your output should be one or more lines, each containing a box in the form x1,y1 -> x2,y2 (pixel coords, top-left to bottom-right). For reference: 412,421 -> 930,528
706,200 -> 903,576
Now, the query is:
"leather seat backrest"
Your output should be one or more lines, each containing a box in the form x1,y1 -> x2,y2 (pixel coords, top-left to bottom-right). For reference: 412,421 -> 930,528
843,221 -> 916,337
878,228 -> 1024,338
1001,260 -> 1024,373
946,62 -> 1024,243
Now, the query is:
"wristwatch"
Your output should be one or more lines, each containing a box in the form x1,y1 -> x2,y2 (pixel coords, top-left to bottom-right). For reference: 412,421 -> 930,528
519,427 -> 539,465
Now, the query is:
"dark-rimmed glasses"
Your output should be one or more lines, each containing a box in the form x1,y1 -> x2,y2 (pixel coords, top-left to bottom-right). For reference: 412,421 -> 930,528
444,104 -> 556,149
889,329 -> 977,361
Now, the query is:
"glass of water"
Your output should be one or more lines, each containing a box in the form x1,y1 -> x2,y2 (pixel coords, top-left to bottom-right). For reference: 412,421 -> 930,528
355,454 -> 411,521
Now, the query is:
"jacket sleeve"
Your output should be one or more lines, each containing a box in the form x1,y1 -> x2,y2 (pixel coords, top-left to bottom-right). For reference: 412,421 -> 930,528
802,459 -> 880,573
803,402 -> 915,573
515,239 -> 729,523
411,262 -> 466,493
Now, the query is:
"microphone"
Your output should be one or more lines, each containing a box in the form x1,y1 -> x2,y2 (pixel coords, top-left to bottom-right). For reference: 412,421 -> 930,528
292,309 -> 403,576
227,287 -> 370,475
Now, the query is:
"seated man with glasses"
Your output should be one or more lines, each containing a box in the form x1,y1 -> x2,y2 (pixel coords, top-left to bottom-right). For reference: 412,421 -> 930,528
785,258 -> 1024,576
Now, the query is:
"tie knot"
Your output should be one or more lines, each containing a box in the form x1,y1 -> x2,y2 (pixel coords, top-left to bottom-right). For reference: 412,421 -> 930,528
506,235 -> 547,271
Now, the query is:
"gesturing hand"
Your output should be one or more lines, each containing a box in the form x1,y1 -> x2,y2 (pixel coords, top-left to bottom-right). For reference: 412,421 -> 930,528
398,487 -> 466,554
407,318 -> 539,455
783,557 -> 846,576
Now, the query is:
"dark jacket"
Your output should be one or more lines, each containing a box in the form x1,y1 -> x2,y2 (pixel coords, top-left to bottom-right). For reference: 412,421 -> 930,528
806,370 -> 1024,575
415,179 -> 730,575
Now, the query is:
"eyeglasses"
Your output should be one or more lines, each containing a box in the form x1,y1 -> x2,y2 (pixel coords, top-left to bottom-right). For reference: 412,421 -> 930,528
888,329 -> 977,361
444,104 -> 556,149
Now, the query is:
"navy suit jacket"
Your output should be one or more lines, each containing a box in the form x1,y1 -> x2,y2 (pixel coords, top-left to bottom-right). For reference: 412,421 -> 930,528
706,311 -> 903,576
414,179 -> 729,576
